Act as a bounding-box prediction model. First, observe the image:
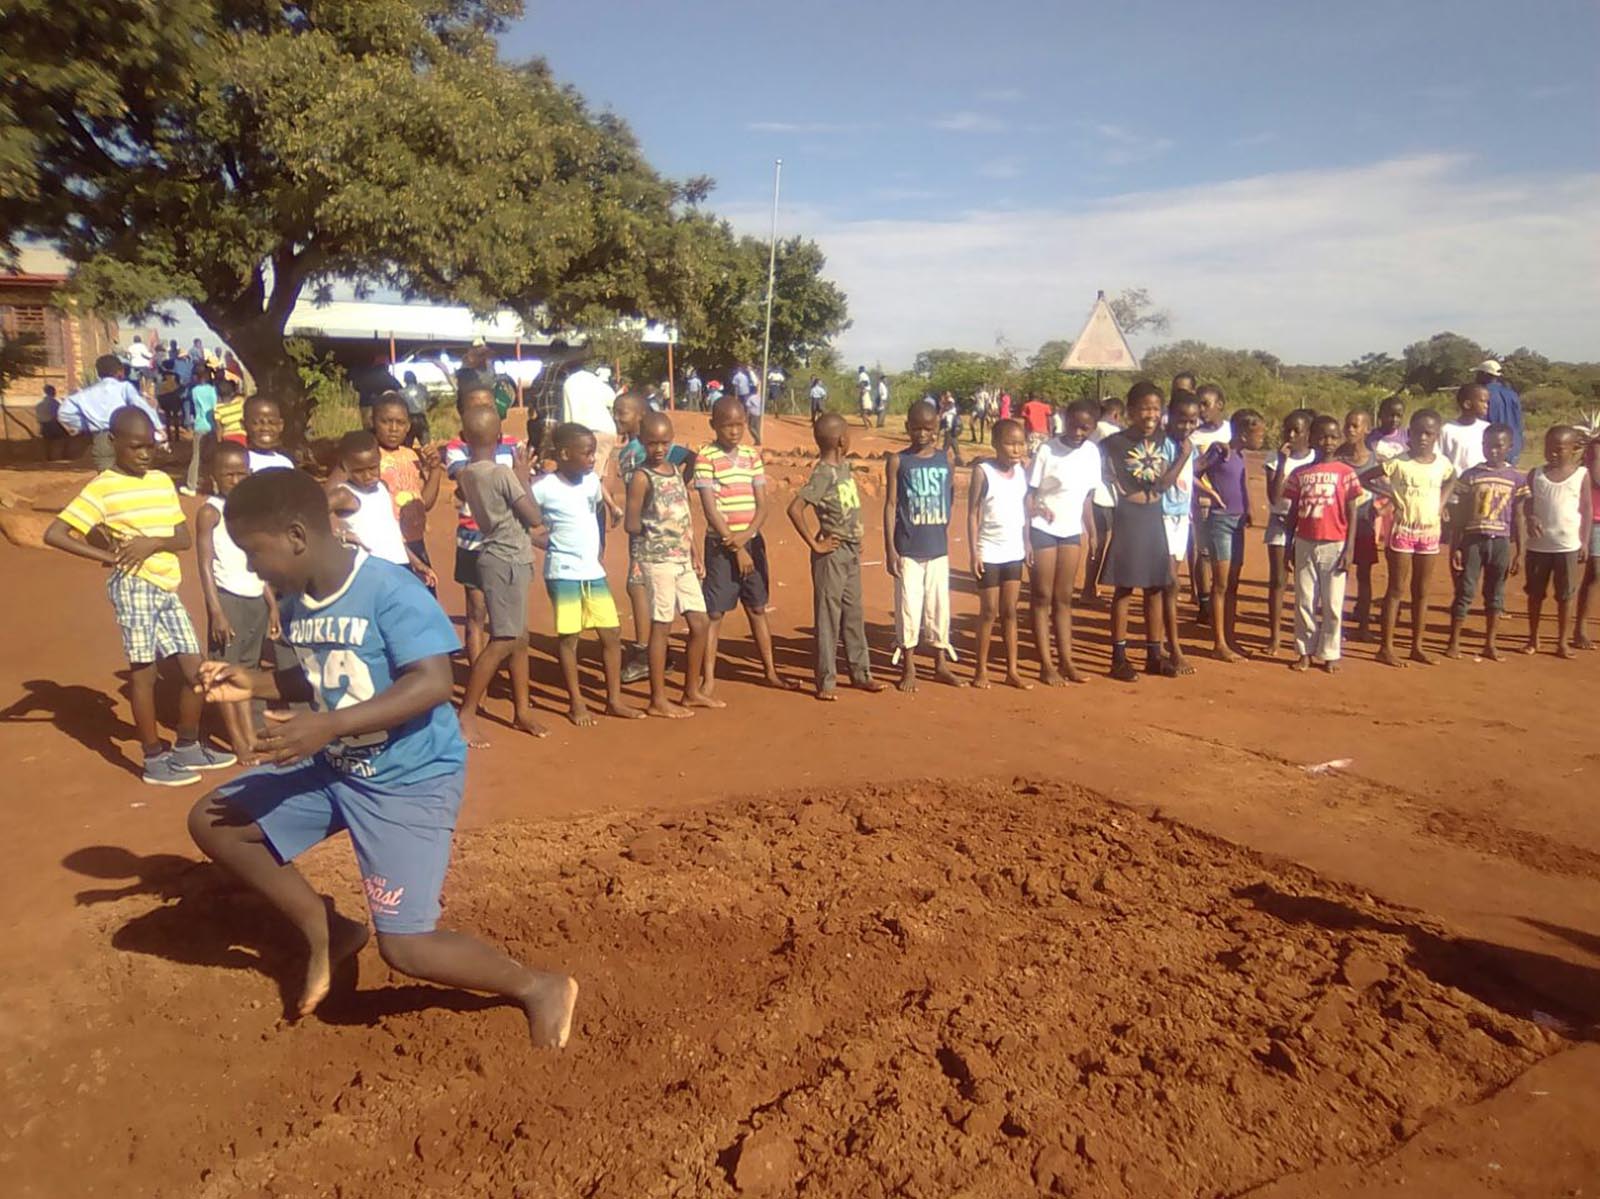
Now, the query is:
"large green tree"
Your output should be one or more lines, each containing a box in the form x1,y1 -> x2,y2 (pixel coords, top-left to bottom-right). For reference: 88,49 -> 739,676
0,0 -> 702,434
1400,332 -> 1485,395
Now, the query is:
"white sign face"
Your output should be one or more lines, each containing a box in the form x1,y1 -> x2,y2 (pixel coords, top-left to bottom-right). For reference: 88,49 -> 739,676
1060,296 -> 1140,371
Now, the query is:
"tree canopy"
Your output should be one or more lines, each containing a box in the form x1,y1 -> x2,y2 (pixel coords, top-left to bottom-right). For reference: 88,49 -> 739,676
0,0 -> 847,431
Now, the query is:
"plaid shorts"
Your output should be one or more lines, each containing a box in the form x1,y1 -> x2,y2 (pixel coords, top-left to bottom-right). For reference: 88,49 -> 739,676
107,573 -> 200,664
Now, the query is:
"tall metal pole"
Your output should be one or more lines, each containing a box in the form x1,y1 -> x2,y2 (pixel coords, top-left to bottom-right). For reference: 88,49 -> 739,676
759,157 -> 782,418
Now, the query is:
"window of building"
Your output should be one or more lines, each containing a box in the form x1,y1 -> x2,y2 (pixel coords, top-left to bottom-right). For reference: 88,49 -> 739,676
0,303 -> 67,369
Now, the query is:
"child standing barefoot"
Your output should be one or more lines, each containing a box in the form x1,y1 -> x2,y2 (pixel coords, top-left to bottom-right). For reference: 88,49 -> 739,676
1364,410 -> 1456,667
1523,426 -> 1593,658
1080,397 -> 1124,606
1197,409 -> 1264,660
1100,382 -> 1189,681
1445,424 -> 1526,661
786,414 -> 886,701
626,411 -> 724,715
189,468 -> 577,1047
1159,392 -> 1202,676
1028,400 -> 1101,683
1263,409 -> 1316,657
1281,416 -> 1364,673
968,419 -> 1032,689
196,441 -> 281,764
370,395 -> 441,592
1571,430 -> 1600,650
885,400 -> 963,692
1337,409 -> 1379,640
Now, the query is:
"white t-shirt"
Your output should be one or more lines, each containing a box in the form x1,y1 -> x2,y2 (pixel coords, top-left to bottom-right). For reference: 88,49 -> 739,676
338,482 -> 409,566
204,495 -> 265,598
531,471 -> 604,580
561,369 -> 618,436
1191,421 -> 1232,454
1436,418 -> 1491,477
124,342 -> 153,369
1028,439 -> 1102,538
248,449 -> 295,473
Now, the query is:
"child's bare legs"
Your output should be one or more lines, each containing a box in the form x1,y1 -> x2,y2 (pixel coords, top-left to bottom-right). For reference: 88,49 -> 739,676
680,611 -> 723,708
1377,549 -> 1410,667
702,613 -> 725,695
1161,566 -> 1193,675
506,631 -> 546,736
645,619 -> 690,718
457,635 -> 515,746
999,577 -> 1029,688
973,583 -> 999,688
596,626 -> 643,719
1349,563 -> 1373,641
187,797 -> 576,1046
745,606 -> 795,689
221,699 -> 258,764
1264,543 -> 1286,656
1408,554 -> 1437,665
463,587 -> 488,663
1574,558 -> 1597,650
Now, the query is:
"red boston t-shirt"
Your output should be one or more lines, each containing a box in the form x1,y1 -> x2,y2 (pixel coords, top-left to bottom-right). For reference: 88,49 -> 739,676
1282,459 -> 1364,541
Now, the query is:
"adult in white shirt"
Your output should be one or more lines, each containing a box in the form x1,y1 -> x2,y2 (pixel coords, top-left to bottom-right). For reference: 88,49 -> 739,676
1436,383 -> 1492,476
561,365 -> 620,530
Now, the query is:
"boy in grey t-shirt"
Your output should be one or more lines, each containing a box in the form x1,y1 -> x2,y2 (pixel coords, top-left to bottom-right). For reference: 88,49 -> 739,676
452,405 -> 547,747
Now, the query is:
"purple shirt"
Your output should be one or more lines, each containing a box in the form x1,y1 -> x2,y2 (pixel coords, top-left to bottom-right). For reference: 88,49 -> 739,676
1198,445 -> 1248,515
1458,464 -> 1527,538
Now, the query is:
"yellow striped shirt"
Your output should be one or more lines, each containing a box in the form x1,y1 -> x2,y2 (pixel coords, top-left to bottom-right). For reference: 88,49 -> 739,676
214,396 -> 246,440
58,469 -> 186,591
693,443 -> 765,534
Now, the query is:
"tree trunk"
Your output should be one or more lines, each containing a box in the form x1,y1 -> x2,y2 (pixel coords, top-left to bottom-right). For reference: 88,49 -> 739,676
194,304 -> 311,447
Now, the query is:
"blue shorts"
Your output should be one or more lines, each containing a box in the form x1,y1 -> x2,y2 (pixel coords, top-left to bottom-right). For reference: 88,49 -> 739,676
213,761 -> 464,934
1203,512 -> 1246,562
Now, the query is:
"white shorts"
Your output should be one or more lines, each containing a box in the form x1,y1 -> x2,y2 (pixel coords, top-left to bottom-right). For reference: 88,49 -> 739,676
1264,511 -> 1291,548
642,560 -> 706,624
1163,514 -> 1191,559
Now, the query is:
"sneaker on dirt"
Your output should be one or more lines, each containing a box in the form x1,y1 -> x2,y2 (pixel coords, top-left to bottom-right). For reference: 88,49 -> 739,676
142,751 -> 203,787
169,742 -> 239,772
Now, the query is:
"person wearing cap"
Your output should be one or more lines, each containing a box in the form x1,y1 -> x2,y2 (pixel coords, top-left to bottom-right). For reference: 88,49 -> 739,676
1475,359 -> 1524,464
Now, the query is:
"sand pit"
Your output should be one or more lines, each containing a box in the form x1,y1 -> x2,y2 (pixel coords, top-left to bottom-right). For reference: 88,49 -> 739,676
10,778 -> 1564,1199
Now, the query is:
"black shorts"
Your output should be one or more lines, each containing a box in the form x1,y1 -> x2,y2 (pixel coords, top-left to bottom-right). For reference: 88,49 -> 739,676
703,532 -> 771,616
977,560 -> 1024,587
158,396 -> 184,421
1028,527 -> 1081,552
1525,550 -> 1580,602
454,543 -> 482,590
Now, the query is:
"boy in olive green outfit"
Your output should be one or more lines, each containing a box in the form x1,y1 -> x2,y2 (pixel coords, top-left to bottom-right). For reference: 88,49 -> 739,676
786,413 -> 888,700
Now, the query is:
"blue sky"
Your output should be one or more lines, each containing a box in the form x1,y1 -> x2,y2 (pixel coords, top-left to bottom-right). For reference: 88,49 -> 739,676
504,0 -> 1599,366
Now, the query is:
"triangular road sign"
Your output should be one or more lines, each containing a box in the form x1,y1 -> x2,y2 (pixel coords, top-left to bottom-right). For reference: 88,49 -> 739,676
1060,291 -> 1140,372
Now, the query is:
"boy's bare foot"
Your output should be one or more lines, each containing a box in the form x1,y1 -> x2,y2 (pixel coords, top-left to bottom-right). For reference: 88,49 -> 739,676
1324,660 -> 1342,674
519,971 -> 579,1050
814,689 -> 838,702
897,663 -> 919,693
1061,662 -> 1088,684
646,700 -> 693,718
1556,640 -> 1574,660
1409,647 -> 1436,666
932,660 -> 966,688
1264,639 -> 1282,659
300,913 -> 369,1017
457,712 -> 491,749
1039,666 -> 1066,687
683,691 -> 727,709
1375,647 -> 1407,668
1443,640 -> 1462,660
1520,639 -> 1539,655
850,677 -> 887,693
1004,672 -> 1033,690
971,671 -> 992,690
764,672 -> 802,691
607,701 -> 646,720
1213,644 -> 1240,663
1169,654 -> 1195,676
1573,634 -> 1595,651
1484,643 -> 1503,661
567,703 -> 596,728
513,711 -> 550,738
1289,655 -> 1311,672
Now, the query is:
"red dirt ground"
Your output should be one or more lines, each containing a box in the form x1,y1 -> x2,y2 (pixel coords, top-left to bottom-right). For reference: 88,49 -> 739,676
3,412 -> 1598,1198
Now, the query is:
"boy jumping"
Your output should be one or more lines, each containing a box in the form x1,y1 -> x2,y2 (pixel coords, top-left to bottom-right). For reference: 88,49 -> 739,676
188,467 -> 577,1046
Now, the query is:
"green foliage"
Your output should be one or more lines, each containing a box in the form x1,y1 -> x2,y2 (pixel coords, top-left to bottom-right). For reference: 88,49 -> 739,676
284,338 -> 356,413
1400,332 -> 1485,394
1106,287 -> 1171,337
0,0 -> 707,437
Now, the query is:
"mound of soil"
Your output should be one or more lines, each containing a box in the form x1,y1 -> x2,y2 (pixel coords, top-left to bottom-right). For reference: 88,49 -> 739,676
12,779 -> 1561,1198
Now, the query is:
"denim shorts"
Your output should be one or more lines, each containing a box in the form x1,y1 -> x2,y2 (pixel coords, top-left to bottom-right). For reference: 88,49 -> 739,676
215,761 -> 464,934
1203,512 -> 1246,562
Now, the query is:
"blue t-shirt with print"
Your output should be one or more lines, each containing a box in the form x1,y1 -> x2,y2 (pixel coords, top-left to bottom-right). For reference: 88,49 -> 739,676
1161,437 -> 1197,518
281,553 -> 465,786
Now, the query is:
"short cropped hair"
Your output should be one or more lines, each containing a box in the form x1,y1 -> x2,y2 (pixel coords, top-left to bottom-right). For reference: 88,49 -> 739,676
224,465 -> 327,536
1126,380 -> 1164,406
1486,421 -> 1513,440
110,405 -> 154,436
1065,398 -> 1098,420
552,421 -> 594,452
338,429 -> 379,459
1231,408 -> 1264,428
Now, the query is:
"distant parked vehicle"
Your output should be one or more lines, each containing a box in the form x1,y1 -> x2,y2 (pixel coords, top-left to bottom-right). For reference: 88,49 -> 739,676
389,345 -> 544,395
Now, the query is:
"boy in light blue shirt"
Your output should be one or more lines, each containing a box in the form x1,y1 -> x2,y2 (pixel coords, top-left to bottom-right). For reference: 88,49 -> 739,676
189,467 -> 577,1048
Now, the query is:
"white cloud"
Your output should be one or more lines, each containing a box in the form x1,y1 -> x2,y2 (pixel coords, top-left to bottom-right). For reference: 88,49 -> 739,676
933,110 -> 1007,133
1092,123 -> 1175,166
737,155 -> 1600,368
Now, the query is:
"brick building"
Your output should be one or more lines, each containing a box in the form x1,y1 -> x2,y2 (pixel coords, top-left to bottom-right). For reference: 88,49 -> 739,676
1,246 -> 119,435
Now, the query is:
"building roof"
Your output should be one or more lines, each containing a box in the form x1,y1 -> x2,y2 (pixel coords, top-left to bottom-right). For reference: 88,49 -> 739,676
285,298 -> 677,346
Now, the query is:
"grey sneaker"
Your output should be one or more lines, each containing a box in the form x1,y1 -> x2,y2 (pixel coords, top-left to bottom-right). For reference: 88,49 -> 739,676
143,751 -> 203,787
619,644 -> 651,684
169,741 -> 239,772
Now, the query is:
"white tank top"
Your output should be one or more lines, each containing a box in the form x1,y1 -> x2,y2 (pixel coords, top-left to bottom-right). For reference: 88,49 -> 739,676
205,495 -> 264,598
977,460 -> 1028,564
339,482 -> 410,566
1527,466 -> 1586,554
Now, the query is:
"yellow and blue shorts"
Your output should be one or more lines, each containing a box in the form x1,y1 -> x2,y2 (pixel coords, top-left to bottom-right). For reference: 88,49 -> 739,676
546,577 -> 619,636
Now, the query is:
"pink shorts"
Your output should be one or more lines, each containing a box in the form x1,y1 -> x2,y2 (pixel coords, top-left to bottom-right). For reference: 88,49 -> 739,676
1389,522 -> 1441,555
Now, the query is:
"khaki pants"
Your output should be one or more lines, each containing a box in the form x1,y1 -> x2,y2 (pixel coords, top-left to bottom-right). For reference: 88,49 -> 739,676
893,554 -> 954,663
